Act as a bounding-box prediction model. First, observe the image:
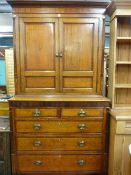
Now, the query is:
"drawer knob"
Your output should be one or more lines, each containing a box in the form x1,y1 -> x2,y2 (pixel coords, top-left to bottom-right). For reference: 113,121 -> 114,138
33,124 -> 42,130
78,124 -> 86,130
78,140 -> 86,147
78,109 -> 86,117
33,109 -> 41,117
34,160 -> 42,166
78,160 -> 86,166
33,141 -> 42,147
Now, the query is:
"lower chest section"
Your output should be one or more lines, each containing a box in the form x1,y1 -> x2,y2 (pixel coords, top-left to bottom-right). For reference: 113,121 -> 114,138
10,100 -> 109,175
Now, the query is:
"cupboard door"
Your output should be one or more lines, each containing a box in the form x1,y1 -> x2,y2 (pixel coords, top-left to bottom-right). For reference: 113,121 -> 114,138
121,136 -> 131,175
60,18 -> 99,93
19,18 -> 59,93
0,133 -> 4,160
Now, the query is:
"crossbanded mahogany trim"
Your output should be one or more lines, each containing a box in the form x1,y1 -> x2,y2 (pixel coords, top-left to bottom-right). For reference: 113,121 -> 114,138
9,102 -> 110,108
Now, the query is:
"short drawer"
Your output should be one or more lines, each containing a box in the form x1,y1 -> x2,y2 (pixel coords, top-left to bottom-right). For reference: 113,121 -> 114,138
15,108 -> 57,118
16,121 -> 103,133
17,154 -> 102,172
0,102 -> 9,116
16,137 -> 103,151
61,108 -> 103,118
0,102 -> 9,108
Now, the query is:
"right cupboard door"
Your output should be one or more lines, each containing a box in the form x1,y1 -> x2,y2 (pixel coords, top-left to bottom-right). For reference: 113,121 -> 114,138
59,18 -> 99,93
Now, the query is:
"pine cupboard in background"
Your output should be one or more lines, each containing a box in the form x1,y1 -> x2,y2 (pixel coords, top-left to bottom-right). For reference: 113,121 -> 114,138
107,1 -> 131,174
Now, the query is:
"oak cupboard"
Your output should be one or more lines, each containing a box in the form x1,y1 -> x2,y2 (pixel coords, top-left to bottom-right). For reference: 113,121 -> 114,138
7,0 -> 111,175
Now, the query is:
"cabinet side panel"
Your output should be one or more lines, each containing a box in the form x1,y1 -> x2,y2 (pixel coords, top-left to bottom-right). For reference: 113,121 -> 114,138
108,18 -> 117,107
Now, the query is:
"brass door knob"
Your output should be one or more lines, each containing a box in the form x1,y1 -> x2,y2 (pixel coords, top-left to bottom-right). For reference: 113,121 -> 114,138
59,52 -> 63,57
56,52 -> 63,57
56,53 -> 59,57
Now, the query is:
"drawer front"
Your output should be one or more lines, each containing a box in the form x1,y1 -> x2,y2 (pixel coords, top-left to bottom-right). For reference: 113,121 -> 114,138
61,108 -> 103,118
15,108 -> 57,118
16,121 -> 103,133
0,102 -> 9,116
16,137 -> 103,151
0,110 -> 9,116
0,102 -> 9,108
116,121 -> 131,134
17,154 -> 102,172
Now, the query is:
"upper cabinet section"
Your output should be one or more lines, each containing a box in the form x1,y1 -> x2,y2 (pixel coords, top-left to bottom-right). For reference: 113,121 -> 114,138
8,1 -> 109,94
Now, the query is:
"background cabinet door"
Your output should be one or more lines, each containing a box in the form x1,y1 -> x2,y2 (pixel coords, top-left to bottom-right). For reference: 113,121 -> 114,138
19,18 -> 59,93
60,18 -> 99,93
0,133 -> 11,175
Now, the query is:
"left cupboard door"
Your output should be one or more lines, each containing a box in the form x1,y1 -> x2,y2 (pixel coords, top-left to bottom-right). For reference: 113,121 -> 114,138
19,18 -> 59,94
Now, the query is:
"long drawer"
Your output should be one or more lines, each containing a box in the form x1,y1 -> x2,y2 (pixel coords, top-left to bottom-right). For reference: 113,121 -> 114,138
15,121 -> 103,133
16,137 -> 103,151
16,154 -> 102,172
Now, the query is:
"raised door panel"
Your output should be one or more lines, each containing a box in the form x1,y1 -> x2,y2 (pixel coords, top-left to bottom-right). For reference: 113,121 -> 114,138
60,18 -> 99,93
19,18 -> 59,93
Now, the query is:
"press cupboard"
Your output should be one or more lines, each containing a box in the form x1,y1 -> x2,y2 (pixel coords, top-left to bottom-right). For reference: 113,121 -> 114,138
7,0 -> 110,175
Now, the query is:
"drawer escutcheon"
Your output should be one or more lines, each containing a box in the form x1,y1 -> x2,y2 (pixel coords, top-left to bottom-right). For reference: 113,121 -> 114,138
78,109 -> 86,117
78,140 -> 86,147
78,124 -> 87,130
78,160 -> 86,166
33,140 -> 42,147
34,160 -> 42,166
33,108 -> 41,117
32,124 -> 42,130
